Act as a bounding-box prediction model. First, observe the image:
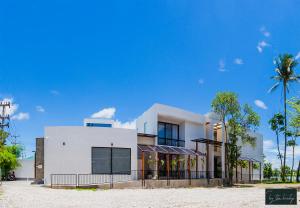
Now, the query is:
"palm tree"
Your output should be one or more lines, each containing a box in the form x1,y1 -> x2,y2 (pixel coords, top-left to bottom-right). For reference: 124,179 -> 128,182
269,54 -> 300,181
287,139 -> 296,182
268,113 -> 285,169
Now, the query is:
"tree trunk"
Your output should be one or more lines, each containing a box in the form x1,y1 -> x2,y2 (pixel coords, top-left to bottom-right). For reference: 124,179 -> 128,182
223,119 -> 228,179
290,145 -> 295,182
283,82 -> 287,182
276,131 -> 283,168
296,161 -> 300,182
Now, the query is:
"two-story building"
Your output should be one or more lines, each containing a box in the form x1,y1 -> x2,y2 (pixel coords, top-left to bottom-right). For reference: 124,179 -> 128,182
34,103 -> 263,188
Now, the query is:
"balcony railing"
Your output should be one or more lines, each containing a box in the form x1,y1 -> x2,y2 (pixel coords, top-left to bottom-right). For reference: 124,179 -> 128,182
158,138 -> 185,147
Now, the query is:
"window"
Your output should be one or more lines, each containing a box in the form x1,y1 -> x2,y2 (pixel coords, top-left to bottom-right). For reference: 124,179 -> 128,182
143,122 -> 147,133
86,123 -> 112,128
92,147 -> 131,174
158,122 -> 184,147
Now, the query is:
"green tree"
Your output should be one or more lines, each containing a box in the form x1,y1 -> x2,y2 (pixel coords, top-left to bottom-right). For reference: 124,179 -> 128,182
288,98 -> 300,181
268,113 -> 285,169
269,54 -> 300,181
212,92 -> 260,185
227,104 -> 260,185
0,145 -> 22,178
211,92 -> 239,179
263,162 -> 273,179
287,140 -> 296,182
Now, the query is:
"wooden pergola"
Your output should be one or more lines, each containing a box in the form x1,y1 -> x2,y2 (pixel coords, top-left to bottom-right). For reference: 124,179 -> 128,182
191,138 -> 223,180
238,156 -> 262,183
138,144 -> 203,185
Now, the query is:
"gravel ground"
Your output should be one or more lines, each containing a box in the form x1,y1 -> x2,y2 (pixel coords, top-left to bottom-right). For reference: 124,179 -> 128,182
0,181 -> 300,208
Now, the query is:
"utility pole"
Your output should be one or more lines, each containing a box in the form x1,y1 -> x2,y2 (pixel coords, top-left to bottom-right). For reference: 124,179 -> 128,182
0,101 -> 10,144
9,134 -> 20,145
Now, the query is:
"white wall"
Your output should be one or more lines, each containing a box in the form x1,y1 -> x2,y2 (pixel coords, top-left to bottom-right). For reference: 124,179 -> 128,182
15,159 -> 34,179
44,126 -> 137,185
238,132 -> 264,163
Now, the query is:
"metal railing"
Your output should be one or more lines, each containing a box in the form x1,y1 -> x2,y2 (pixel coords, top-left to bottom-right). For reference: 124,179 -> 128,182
51,174 -> 77,188
50,170 -> 224,188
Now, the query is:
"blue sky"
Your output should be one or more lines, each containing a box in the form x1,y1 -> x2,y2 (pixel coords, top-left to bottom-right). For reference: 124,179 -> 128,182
1,0 -> 300,168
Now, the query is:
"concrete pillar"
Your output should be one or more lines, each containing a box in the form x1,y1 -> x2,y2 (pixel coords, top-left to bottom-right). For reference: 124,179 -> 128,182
221,125 -> 226,179
34,137 -> 44,184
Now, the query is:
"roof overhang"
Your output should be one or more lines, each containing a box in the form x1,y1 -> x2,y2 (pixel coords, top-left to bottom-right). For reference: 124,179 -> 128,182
138,144 -> 206,157
191,138 -> 223,146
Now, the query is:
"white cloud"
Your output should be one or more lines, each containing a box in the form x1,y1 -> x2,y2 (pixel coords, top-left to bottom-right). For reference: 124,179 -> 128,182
218,59 -> 227,72
260,26 -> 271,37
114,119 -> 136,129
234,58 -> 244,65
254,99 -> 268,110
91,107 -> 116,119
295,52 -> 300,60
198,79 -> 204,85
36,106 -> 45,113
257,41 -> 270,53
50,90 -> 60,96
11,112 -> 30,121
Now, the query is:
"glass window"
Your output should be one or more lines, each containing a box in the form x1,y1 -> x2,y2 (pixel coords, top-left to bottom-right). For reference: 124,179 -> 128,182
92,147 -> 111,174
172,125 -> 178,140
112,148 -> 131,174
158,122 -> 182,147
158,123 -> 165,138
92,147 -> 131,174
165,124 -> 172,139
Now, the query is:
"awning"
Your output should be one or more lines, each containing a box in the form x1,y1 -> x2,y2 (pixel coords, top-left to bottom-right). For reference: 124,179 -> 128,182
138,144 -> 206,156
191,138 -> 223,146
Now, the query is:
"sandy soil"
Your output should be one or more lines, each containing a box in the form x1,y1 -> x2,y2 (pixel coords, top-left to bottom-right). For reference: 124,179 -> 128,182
0,181 -> 299,208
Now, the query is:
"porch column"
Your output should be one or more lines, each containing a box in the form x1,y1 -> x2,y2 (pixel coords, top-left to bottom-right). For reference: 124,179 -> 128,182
248,161 -> 251,182
188,155 -> 191,181
177,155 -> 180,179
240,163 -> 242,181
259,162 -> 262,181
206,141 -> 210,179
196,142 -> 199,179
235,146 -> 238,183
142,152 -> 145,186
188,155 -> 191,185
221,125 -> 226,179
167,154 -> 170,180
156,152 -> 159,179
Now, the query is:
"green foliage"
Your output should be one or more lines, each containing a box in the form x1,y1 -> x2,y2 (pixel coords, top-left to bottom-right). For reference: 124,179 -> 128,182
288,97 -> 300,129
238,160 -> 248,168
0,145 -> 22,177
211,92 -> 240,125
287,139 -> 296,147
252,163 -> 259,170
263,162 -> 273,179
269,113 -> 285,132
0,130 -> 9,147
269,54 -> 299,93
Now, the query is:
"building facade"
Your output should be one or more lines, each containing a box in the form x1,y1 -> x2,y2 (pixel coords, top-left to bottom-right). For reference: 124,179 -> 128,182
35,103 -> 263,187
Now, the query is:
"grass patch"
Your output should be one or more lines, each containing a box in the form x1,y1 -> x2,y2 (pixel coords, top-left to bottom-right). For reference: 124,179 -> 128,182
75,187 -> 97,191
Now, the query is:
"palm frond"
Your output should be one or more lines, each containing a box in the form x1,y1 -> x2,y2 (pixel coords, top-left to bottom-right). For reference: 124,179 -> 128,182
271,75 -> 282,81
268,82 -> 280,93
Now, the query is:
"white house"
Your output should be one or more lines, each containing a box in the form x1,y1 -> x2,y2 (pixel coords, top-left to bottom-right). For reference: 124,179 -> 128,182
35,103 -> 263,187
